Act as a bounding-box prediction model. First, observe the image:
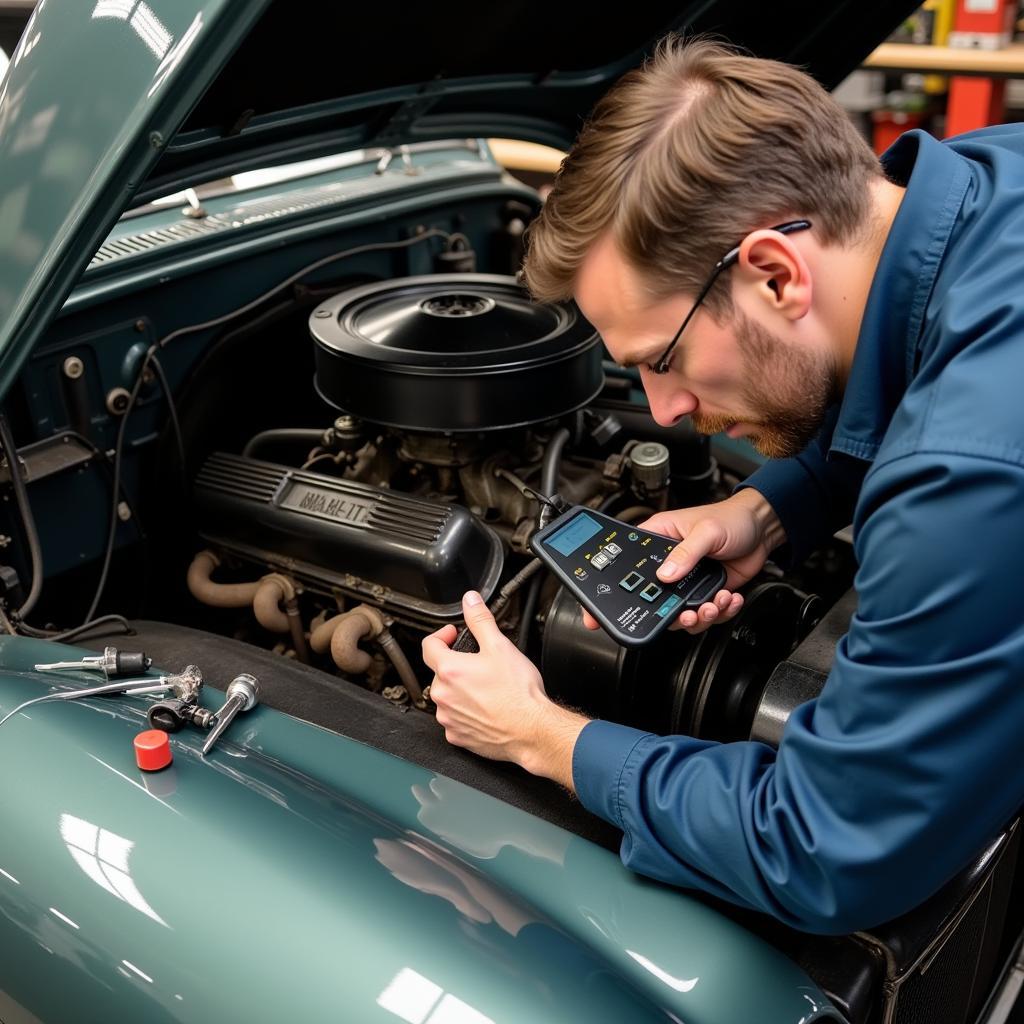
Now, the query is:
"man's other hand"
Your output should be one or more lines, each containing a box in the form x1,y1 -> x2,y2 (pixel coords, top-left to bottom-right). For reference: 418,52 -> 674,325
423,591 -> 589,788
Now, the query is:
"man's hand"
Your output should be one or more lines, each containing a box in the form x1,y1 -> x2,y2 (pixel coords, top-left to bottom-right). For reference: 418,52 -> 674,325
423,591 -> 589,789
582,488 -> 786,636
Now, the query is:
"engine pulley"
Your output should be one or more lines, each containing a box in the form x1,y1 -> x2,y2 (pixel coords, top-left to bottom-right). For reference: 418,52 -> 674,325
541,581 -> 816,743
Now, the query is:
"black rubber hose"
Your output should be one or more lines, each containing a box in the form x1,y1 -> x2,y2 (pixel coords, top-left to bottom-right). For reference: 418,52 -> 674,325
0,413 -> 43,621
540,427 -> 571,502
512,427 -> 570,650
490,557 -> 544,620
17,614 -> 133,642
242,428 -> 324,460
516,574 -> 542,653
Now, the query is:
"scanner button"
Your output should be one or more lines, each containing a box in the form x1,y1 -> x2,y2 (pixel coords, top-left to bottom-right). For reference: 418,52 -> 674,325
620,571 -> 644,592
656,594 -> 683,619
640,582 -> 662,602
604,543 -> 622,558
591,552 -> 610,570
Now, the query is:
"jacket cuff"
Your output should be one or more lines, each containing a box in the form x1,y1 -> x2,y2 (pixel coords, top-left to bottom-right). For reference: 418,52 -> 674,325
572,719 -> 654,830
738,459 -> 823,568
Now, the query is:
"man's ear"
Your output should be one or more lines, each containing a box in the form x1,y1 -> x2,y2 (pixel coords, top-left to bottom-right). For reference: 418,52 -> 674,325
734,230 -> 812,321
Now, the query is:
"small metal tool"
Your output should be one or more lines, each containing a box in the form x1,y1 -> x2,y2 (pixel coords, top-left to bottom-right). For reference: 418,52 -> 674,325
35,646 -> 152,680
201,673 -> 259,755
166,664 -> 203,703
147,698 -> 218,734
1,678 -> 168,730
0,665 -> 203,732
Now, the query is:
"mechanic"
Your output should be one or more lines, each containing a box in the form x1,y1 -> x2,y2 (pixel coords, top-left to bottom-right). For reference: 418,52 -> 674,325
421,36 -> 1024,934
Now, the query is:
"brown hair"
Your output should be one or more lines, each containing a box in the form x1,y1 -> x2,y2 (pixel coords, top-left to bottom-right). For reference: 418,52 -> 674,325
522,36 -> 883,315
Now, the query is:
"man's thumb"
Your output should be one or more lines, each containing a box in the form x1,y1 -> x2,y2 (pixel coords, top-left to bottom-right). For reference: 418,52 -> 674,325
462,591 -> 502,648
656,519 -> 720,582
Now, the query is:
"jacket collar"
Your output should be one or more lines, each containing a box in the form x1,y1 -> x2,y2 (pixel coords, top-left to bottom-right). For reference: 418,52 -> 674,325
827,130 -> 971,462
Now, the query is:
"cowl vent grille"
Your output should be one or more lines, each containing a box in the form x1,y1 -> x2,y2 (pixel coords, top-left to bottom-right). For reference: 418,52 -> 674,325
87,164 -> 495,271
89,217 -> 230,267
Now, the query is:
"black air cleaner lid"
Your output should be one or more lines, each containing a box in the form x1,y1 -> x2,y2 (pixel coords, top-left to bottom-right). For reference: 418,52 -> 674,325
310,274 -> 604,432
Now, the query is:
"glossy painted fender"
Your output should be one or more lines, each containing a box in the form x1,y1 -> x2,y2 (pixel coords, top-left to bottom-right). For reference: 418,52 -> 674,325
0,636 -> 842,1023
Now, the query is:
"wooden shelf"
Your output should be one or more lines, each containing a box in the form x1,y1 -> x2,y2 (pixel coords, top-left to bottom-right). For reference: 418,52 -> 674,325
864,42 -> 1024,76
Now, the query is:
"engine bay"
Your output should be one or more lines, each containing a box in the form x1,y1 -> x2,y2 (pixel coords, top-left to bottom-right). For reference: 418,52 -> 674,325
168,270 -> 853,749
2,260 -> 861,755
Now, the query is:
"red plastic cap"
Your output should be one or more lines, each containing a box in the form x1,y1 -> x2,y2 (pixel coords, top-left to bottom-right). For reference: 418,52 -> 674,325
134,729 -> 172,771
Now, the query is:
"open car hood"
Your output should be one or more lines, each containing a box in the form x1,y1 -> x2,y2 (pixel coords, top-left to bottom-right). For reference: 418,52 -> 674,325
0,0 -> 919,389
0,0 -> 917,391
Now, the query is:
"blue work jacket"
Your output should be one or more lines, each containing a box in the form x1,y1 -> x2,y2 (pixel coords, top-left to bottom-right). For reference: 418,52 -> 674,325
572,127 -> 1024,934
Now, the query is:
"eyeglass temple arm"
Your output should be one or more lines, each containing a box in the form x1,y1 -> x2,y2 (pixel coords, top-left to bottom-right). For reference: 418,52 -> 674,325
653,219 -> 812,374
718,219 -> 812,270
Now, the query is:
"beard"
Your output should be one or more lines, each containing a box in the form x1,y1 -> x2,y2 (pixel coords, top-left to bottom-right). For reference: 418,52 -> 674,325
690,309 -> 839,459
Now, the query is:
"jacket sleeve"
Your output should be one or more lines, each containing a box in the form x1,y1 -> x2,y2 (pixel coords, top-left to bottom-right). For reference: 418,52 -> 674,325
740,406 -> 868,567
573,450 -> 1024,934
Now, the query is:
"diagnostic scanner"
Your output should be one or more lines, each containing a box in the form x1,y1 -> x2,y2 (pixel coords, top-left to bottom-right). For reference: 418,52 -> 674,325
530,505 -> 726,647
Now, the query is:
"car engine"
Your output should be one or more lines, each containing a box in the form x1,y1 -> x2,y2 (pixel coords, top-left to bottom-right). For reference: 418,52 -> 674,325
186,272 -> 844,742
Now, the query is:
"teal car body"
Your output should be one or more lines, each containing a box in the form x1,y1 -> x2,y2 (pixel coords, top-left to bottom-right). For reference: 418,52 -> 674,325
0,634 -> 837,1023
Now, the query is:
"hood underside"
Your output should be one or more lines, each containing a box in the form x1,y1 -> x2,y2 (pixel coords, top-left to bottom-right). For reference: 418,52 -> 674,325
147,0 -> 920,201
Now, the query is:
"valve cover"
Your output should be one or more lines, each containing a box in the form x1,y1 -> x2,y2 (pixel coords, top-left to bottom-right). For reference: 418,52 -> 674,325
194,452 -> 503,622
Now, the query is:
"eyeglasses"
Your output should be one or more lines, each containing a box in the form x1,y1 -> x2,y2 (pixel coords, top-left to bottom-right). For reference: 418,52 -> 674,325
649,220 -> 812,375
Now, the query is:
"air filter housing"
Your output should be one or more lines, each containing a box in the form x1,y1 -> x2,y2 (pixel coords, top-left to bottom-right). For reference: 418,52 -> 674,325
310,274 -> 603,432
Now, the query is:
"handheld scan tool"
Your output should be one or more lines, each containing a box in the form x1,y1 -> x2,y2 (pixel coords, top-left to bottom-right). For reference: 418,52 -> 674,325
530,506 -> 727,647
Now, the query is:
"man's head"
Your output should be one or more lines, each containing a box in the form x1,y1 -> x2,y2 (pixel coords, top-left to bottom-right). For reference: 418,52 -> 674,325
522,37 -> 886,458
